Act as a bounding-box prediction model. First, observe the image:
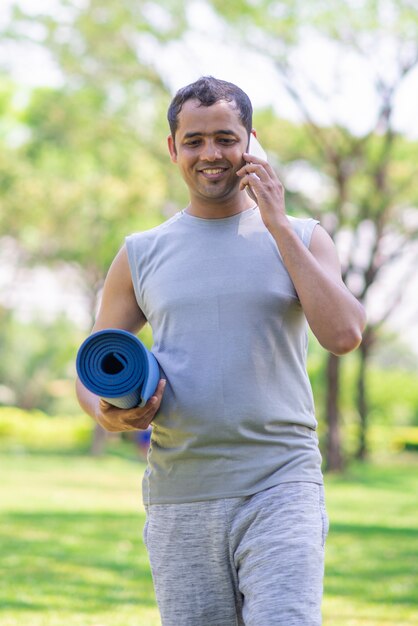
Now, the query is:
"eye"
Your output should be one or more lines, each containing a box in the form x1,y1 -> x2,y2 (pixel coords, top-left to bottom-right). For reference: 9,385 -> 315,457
218,137 -> 236,144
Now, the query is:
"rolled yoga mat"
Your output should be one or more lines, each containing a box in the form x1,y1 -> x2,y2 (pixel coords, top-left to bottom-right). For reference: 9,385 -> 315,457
76,329 -> 160,409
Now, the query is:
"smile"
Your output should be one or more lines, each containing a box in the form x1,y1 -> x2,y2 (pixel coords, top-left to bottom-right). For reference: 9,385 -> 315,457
202,168 -> 225,174
199,167 -> 228,179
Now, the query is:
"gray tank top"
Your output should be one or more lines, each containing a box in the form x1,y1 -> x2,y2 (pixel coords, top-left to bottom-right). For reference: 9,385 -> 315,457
126,206 -> 323,504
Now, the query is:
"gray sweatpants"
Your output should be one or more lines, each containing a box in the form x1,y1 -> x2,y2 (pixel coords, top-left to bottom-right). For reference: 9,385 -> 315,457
143,482 -> 329,626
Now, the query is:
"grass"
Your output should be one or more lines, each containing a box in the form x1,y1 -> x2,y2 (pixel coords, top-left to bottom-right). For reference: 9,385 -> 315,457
1,449 -> 417,626
324,458 -> 418,626
0,450 -> 160,626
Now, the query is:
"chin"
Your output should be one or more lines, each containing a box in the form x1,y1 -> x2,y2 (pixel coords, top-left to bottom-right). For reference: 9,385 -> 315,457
200,184 -> 236,199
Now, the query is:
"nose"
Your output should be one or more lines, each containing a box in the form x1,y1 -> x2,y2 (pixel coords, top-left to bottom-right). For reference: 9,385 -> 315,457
200,140 -> 222,161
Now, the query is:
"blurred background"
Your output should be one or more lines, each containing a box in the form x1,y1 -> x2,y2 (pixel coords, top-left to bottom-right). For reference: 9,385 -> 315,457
1,0 -> 417,464
0,2 -> 417,625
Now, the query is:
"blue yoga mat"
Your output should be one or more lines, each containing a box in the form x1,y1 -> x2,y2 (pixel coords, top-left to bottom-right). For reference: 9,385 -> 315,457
76,329 -> 160,409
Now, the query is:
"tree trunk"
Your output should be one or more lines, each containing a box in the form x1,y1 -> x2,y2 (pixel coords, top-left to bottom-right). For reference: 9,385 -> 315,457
356,343 -> 367,460
355,328 -> 374,460
325,352 -> 344,471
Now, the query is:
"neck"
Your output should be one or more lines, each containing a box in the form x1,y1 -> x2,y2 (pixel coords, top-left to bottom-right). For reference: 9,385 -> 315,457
186,192 -> 256,219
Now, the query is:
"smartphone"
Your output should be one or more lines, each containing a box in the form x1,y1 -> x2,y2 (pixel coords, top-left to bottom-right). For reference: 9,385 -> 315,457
245,135 -> 267,201
247,134 -> 268,161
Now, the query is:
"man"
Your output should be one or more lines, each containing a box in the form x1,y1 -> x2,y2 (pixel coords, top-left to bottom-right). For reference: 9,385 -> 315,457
76,76 -> 366,626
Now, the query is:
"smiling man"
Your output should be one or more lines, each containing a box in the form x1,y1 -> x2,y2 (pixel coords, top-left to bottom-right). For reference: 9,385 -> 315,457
167,97 -> 253,215
76,76 -> 366,626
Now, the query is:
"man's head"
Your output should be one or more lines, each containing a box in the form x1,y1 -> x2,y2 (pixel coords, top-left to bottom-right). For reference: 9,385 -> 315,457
166,77 -> 257,217
167,76 -> 253,144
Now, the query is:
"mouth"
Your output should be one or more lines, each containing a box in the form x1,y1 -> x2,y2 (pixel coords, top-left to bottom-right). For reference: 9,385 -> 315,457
198,166 -> 228,180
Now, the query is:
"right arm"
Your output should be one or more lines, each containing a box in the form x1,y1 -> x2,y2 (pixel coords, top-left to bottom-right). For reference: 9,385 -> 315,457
75,244 -> 166,432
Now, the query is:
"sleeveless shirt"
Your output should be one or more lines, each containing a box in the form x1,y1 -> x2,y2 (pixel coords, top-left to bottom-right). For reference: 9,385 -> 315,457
126,207 -> 324,504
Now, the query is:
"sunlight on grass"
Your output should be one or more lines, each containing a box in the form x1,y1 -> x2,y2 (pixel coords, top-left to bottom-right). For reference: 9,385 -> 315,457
1,451 -> 417,626
323,457 -> 418,626
1,453 -> 160,626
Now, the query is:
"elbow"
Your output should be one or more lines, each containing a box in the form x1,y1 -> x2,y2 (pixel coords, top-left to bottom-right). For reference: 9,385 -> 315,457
331,300 -> 367,356
328,308 -> 367,356
329,327 -> 363,356
318,302 -> 367,356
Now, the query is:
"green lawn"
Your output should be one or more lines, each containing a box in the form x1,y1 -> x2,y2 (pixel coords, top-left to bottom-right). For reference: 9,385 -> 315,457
323,458 -> 418,625
1,450 -> 417,626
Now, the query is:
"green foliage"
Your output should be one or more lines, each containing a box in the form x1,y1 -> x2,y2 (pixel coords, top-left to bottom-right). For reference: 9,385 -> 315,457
1,0 -> 192,320
1,0 -> 418,470
13,83 -> 169,264
337,355 -> 418,427
366,368 -> 418,426
392,426 -> 418,452
308,342 -> 418,459
208,0 -> 418,44
0,309 -> 84,413
254,107 -> 418,225
244,2 -> 418,467
0,300 -> 155,417
38,0 -> 187,87
0,407 -> 93,451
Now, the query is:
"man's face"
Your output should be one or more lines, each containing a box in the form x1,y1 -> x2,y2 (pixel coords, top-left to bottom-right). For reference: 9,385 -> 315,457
168,99 -> 249,207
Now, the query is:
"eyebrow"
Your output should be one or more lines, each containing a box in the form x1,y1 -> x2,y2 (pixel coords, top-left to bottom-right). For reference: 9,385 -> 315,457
183,130 -> 237,139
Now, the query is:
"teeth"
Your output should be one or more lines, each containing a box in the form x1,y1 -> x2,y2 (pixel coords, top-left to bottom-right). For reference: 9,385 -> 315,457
202,168 -> 224,174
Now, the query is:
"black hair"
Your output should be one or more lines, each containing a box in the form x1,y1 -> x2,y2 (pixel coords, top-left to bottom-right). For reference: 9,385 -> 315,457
167,76 -> 253,139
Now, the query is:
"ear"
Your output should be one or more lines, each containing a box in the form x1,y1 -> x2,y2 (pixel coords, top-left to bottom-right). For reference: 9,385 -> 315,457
246,129 -> 257,151
167,134 -> 177,163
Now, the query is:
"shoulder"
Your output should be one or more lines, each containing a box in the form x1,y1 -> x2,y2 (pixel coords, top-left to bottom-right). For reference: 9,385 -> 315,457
287,215 -> 320,248
106,244 -> 132,283
308,224 -> 343,281
126,212 -> 184,247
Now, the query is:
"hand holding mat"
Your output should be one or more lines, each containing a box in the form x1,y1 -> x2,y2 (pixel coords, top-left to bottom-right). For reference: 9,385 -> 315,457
76,329 -> 160,409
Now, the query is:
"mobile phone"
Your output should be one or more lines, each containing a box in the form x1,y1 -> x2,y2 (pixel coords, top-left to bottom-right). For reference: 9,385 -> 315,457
245,135 -> 267,201
247,134 -> 268,161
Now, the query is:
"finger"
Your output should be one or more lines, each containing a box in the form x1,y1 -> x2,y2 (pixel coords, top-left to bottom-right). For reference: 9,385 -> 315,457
129,416 -> 155,431
99,398 -> 114,411
237,164 -> 270,183
243,151 -> 267,164
241,155 -> 276,177
97,379 -> 166,432
238,173 -> 262,193
154,378 -> 167,401
123,402 -> 156,423
141,378 -> 166,412
126,396 -> 164,428
100,408 -> 153,432
244,163 -> 269,178
120,380 -> 166,425
96,411 -> 127,433
104,378 -> 165,415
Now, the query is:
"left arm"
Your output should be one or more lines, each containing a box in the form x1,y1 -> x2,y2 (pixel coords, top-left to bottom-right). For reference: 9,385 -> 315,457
237,154 -> 366,356
268,221 -> 366,355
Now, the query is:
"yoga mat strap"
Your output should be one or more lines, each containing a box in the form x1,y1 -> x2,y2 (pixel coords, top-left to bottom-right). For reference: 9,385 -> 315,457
76,329 -> 160,409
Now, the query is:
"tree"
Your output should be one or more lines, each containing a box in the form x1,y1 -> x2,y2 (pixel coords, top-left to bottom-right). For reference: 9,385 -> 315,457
206,0 -> 418,468
1,0 -> 190,316
0,0 -> 190,451
2,0 -> 418,463
0,305 -> 82,412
